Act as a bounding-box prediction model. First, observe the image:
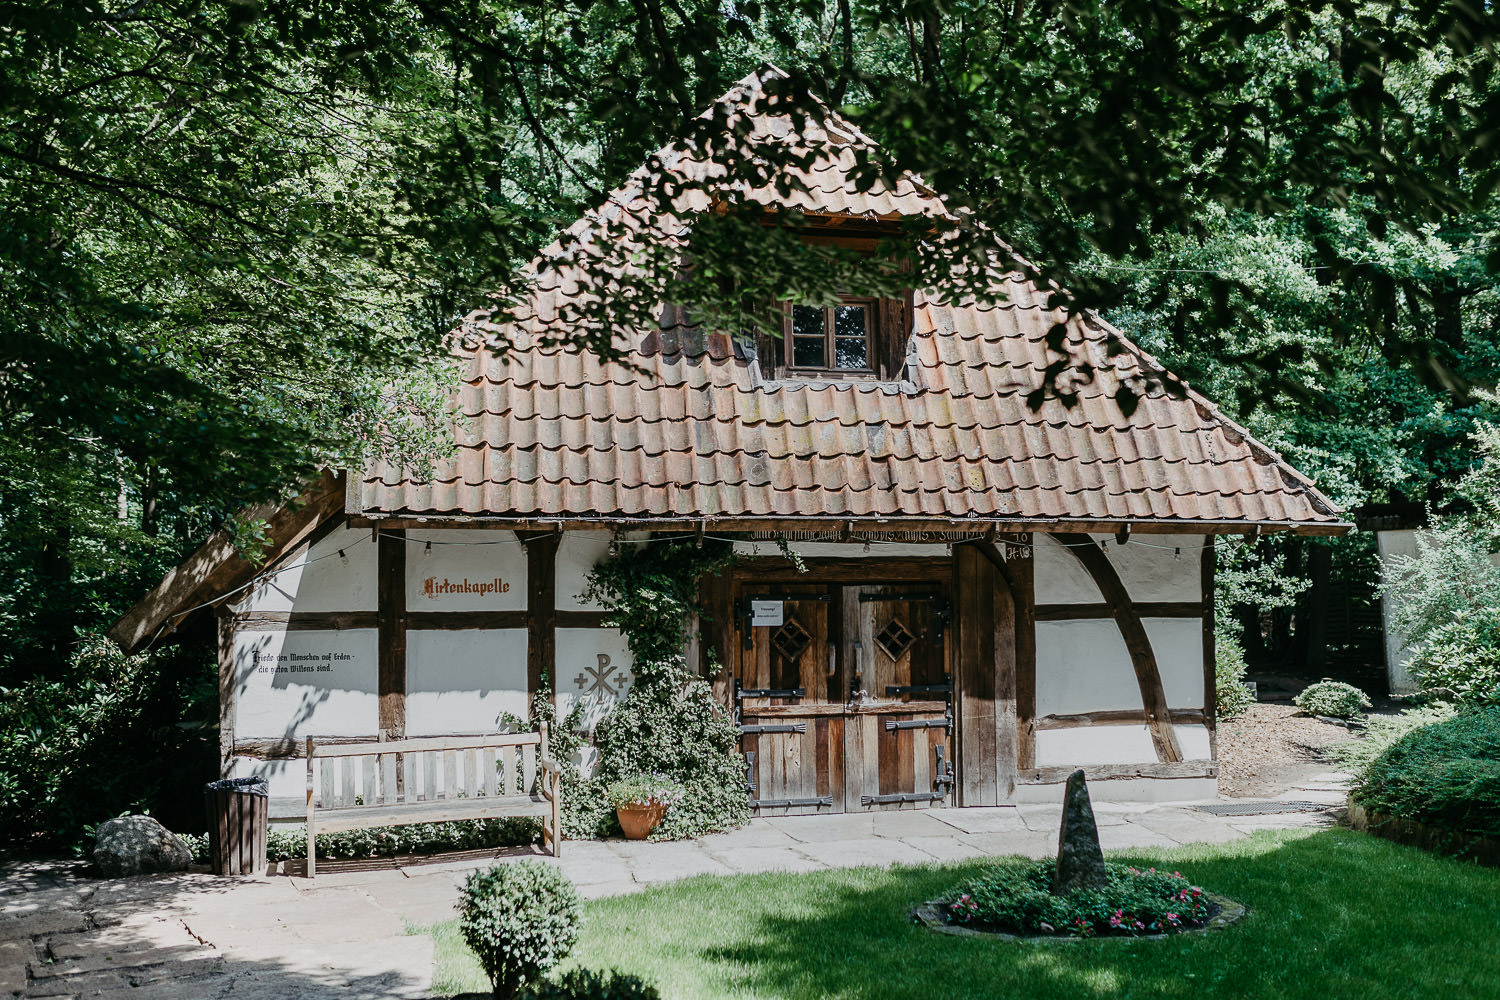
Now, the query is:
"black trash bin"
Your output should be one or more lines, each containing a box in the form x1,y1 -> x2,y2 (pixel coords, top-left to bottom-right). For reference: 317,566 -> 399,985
204,777 -> 269,876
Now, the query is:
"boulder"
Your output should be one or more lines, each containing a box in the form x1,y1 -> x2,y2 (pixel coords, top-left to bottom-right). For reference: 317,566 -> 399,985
1052,769 -> 1108,895
93,815 -> 192,877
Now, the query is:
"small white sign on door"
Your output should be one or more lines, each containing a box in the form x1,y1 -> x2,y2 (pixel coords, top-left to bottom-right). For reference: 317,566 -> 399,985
750,600 -> 784,627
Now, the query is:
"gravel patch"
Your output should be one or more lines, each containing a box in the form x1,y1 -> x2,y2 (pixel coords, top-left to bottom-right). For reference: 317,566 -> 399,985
1216,703 -> 1356,798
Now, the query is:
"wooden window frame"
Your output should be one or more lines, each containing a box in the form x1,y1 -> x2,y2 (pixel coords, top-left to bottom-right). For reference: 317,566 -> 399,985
780,296 -> 883,379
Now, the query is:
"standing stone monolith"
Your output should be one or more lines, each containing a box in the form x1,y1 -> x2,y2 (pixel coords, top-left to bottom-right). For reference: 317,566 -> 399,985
1052,769 -> 1108,895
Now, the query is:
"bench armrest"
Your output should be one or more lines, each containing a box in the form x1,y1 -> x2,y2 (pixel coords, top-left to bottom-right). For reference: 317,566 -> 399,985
539,757 -> 561,776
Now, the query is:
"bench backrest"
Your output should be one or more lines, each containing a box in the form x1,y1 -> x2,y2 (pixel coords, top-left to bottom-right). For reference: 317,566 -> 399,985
306,728 -> 547,811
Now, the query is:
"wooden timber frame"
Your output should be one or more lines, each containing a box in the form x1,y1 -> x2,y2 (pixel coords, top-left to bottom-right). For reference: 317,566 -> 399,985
188,515 -> 1223,810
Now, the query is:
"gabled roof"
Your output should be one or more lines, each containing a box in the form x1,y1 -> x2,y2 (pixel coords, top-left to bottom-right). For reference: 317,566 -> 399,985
357,70 -> 1343,532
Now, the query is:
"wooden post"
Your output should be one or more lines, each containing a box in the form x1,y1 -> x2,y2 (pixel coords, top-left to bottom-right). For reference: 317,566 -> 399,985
955,545 -> 997,806
1012,536 -> 1037,772
217,610 -> 235,777
1202,536 -> 1218,759
525,532 -> 561,705
305,736 -> 316,879
377,528 -> 408,740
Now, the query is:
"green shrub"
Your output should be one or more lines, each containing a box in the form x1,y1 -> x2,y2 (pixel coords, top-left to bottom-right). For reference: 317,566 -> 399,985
0,634 -> 217,849
1403,604 -> 1500,708
523,968 -> 660,1000
1351,707 -> 1500,839
1294,680 -> 1370,719
590,667 -> 749,840
459,860 -> 582,999
1384,423 -> 1500,709
942,859 -> 1214,937
1215,630 -> 1255,720
1329,703 -> 1457,778
250,818 -> 540,862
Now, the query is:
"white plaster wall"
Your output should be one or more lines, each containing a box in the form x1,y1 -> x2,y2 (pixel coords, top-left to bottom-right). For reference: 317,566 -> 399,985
404,629 -> 529,735
1033,725 -> 1212,778
556,532 -> 612,610
1013,776 -> 1219,805
1142,618 -> 1207,708
1033,535 -> 1104,603
555,628 -> 634,736
1035,620 -> 1140,714
1035,726 -> 1157,766
1034,532 -> 1205,604
731,540 -> 950,559
232,628 -> 378,739
1377,529 -> 1421,696
1106,534 -> 1206,602
232,525 -> 377,613
405,529 -> 526,611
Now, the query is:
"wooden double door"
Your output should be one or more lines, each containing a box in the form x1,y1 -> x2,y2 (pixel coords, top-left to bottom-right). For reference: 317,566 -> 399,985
736,581 -> 955,814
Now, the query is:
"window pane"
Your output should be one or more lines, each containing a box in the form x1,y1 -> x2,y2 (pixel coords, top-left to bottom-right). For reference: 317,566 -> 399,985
834,337 -> 868,370
792,305 -> 823,339
834,304 -> 867,339
793,336 -> 826,368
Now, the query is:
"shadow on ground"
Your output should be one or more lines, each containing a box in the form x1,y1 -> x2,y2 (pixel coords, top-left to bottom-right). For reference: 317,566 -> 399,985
0,856 -> 434,999
580,829 -> 1500,1000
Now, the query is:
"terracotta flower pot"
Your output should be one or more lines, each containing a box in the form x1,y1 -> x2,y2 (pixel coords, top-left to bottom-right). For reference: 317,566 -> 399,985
616,802 -> 666,840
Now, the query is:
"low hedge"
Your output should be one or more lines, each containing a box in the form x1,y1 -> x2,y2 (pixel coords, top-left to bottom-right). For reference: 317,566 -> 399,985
180,817 -> 541,864
1351,708 -> 1500,840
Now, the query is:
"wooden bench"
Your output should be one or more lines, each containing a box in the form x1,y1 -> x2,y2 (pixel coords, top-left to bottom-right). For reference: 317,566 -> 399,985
304,726 -> 561,877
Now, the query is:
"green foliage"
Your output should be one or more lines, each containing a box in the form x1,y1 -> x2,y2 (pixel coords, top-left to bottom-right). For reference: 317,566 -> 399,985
590,670 -> 749,840
1329,704 -> 1457,779
257,819 -> 541,863
942,860 -> 1214,938
1351,708 -> 1500,839
523,969 -> 661,1000
579,539 -> 747,840
604,775 -> 686,810
501,678 -> 605,842
459,861 -> 583,1000
1382,422 -> 1500,708
1294,681 -> 1371,720
1215,630 -> 1255,721
581,540 -> 735,674
0,634 -> 217,849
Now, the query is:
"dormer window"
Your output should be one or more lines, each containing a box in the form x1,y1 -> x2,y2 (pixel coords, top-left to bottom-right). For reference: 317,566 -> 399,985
786,298 -> 876,373
760,293 -> 908,381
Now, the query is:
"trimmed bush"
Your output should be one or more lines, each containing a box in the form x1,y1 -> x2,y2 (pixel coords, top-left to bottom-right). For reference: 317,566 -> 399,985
1294,680 -> 1370,719
941,859 -> 1214,937
523,969 -> 661,1000
459,861 -> 582,999
1215,631 -> 1255,720
1351,707 -> 1500,839
1329,703 -> 1456,777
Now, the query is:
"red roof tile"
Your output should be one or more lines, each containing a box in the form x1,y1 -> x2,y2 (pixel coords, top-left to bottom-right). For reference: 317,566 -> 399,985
358,71 -> 1340,530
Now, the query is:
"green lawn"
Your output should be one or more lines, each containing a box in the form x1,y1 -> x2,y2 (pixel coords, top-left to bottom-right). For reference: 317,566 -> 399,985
428,829 -> 1500,999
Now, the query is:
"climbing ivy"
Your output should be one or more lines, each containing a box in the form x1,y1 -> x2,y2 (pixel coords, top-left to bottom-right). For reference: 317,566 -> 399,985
580,538 -> 737,677
578,536 -> 747,838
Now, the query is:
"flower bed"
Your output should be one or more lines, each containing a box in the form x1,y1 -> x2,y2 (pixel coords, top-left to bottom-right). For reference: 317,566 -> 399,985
930,860 -> 1222,939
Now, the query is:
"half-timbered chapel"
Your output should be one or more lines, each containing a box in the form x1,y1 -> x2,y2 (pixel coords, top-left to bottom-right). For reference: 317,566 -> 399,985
113,70 -> 1346,822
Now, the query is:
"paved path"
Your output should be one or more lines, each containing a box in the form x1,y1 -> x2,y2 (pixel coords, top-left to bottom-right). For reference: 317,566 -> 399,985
1,785 -> 1347,999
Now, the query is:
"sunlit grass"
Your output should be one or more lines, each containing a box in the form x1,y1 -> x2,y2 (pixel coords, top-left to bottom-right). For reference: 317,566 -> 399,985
429,829 -> 1500,999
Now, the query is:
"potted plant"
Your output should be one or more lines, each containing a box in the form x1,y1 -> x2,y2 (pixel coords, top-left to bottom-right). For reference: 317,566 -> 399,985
606,773 -> 686,840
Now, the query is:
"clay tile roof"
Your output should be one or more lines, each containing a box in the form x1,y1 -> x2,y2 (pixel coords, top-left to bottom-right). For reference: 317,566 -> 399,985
357,69 -> 1342,531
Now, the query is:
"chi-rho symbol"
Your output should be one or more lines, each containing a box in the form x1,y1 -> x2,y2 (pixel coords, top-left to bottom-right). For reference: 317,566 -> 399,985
575,653 -> 631,698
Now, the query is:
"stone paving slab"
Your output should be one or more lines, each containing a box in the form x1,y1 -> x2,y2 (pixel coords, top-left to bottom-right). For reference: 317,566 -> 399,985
923,807 -> 1027,835
0,790 -> 1352,999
